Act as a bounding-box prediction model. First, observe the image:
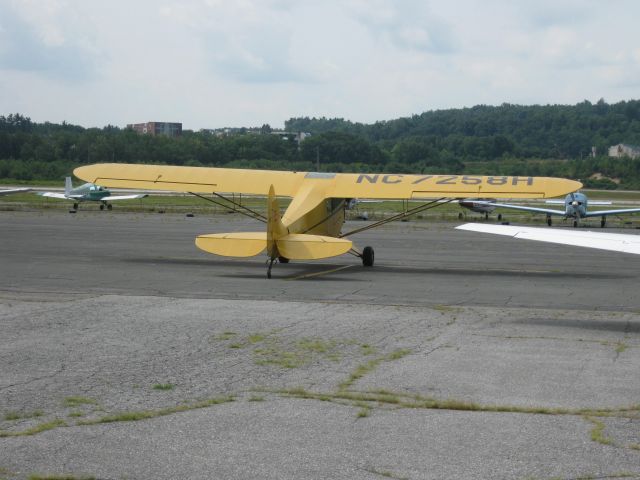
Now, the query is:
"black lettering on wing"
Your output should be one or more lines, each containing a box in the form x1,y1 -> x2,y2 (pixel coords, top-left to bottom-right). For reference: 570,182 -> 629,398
436,175 -> 458,185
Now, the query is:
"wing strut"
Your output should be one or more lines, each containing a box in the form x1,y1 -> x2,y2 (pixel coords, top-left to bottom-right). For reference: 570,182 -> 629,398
188,191 -> 267,223
340,198 -> 456,238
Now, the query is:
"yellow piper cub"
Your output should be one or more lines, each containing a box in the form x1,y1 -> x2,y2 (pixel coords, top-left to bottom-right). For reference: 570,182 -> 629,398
74,164 -> 582,277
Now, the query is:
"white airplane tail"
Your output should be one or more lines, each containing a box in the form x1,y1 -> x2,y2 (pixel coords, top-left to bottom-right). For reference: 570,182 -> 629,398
65,177 -> 72,196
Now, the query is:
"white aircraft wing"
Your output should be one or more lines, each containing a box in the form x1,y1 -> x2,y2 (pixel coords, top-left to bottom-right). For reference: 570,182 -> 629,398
0,188 -> 30,196
583,207 -> 640,218
105,194 -> 148,201
482,202 -> 565,216
38,192 -> 70,199
456,223 -> 640,255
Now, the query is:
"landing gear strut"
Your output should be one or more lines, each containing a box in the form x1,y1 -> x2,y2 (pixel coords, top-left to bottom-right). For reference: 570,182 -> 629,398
362,246 -> 375,267
267,258 -> 275,279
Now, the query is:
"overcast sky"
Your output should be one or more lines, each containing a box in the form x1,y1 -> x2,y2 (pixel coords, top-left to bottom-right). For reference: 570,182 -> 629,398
1,0 -> 639,130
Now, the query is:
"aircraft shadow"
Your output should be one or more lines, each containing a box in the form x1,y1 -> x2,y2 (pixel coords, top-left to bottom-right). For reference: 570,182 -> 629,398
122,256 -> 629,281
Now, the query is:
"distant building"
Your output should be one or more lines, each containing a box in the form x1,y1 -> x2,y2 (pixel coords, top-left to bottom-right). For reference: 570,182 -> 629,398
608,143 -> 640,159
127,122 -> 182,137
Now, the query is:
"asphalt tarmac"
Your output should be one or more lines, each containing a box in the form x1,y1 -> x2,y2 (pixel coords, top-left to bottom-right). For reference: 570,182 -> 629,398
1,210 -> 639,480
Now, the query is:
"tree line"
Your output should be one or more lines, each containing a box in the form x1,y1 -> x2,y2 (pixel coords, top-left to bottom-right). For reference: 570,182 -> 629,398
2,99 -> 640,189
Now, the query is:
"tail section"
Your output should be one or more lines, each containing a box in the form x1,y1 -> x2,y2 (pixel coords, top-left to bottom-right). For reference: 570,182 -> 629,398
65,177 -> 73,196
267,185 -> 289,259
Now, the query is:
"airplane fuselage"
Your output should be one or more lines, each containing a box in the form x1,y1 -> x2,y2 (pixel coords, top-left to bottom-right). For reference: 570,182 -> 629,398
563,192 -> 588,219
69,183 -> 111,201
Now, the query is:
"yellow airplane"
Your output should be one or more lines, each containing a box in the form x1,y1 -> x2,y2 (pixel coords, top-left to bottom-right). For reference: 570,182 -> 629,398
74,163 -> 582,278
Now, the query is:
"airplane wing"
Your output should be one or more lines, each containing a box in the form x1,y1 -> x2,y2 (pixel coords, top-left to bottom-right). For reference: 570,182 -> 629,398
105,194 -> 148,201
456,223 -> 640,255
583,207 -> 640,218
38,192 -> 70,200
0,188 -> 30,196
74,163 -> 581,200
480,202 -> 566,216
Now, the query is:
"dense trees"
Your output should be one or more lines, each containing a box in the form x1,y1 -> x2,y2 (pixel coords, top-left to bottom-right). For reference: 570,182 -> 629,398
2,100 -> 640,188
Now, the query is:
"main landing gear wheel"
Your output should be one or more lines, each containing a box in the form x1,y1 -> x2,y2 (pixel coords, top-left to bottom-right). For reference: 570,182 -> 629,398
573,220 -> 578,228
497,213 -> 502,221
278,256 -> 289,263
107,204 -> 113,210
547,216 -> 552,226
73,203 -> 79,210
100,204 -> 105,210
362,246 -> 374,267
601,216 -> 606,228
484,212 -> 489,220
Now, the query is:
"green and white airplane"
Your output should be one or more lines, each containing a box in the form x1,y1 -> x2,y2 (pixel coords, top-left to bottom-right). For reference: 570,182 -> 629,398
39,177 -> 147,210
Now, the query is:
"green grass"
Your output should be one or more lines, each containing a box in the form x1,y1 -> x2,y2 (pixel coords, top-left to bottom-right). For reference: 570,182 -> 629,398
76,396 -> 234,426
3,410 -> 43,421
153,383 -> 175,391
339,348 -> 412,390
0,419 -> 67,438
62,397 -> 97,408
248,395 -> 265,402
584,416 -> 615,446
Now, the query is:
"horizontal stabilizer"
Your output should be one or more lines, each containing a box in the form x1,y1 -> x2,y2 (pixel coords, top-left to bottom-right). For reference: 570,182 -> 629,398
196,232 -> 267,257
277,234 -> 352,260
195,232 -> 352,260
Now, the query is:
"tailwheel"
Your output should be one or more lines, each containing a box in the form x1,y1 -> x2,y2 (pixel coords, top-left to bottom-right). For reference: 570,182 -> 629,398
362,246 -> 374,267
601,216 -> 606,228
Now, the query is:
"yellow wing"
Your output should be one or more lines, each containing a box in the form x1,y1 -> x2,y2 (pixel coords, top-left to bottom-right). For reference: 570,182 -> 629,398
74,163 -> 581,200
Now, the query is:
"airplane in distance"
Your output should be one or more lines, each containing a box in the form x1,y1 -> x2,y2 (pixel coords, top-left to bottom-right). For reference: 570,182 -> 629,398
74,163 -> 581,277
0,187 -> 30,196
38,176 -> 147,210
457,198 -> 503,221
477,192 -> 640,228
456,223 -> 640,255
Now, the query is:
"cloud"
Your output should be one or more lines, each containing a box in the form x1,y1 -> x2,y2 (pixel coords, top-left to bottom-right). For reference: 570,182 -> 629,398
0,2 -> 99,81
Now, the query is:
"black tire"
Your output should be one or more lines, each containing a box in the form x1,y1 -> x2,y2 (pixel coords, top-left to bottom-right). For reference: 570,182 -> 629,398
601,217 -> 606,228
73,203 -> 78,210
99,204 -> 105,210
547,217 -> 552,226
497,213 -> 502,221
278,256 -> 290,264
362,246 -> 374,267
573,220 -> 578,228
484,212 -> 489,220
458,212 -> 463,220
107,204 -> 113,210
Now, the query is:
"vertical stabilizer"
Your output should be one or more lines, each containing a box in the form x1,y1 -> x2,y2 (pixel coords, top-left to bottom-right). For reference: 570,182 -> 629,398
65,177 -> 73,196
267,185 -> 288,259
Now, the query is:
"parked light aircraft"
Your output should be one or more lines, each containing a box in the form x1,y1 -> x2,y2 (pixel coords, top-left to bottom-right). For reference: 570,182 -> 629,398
458,198 -> 503,221
38,177 -> 147,210
478,192 -> 640,228
456,223 -> 640,255
0,187 -> 30,196
74,163 -> 581,277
